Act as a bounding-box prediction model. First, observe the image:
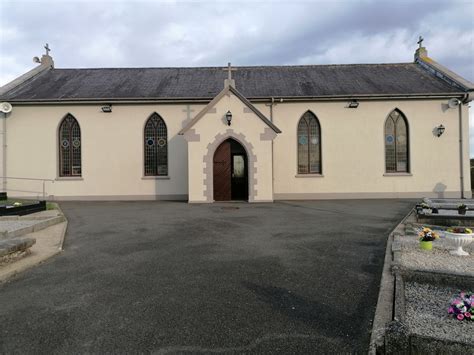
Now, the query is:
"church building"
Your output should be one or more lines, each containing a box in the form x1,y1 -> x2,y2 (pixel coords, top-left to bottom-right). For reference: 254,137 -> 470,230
0,43 -> 472,202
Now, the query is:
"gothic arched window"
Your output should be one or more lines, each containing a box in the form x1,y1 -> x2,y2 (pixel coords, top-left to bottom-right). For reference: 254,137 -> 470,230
385,109 -> 409,173
297,111 -> 321,174
59,114 -> 81,177
144,113 -> 168,176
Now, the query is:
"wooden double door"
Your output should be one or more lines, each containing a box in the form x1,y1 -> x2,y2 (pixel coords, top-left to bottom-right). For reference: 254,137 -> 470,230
213,139 -> 249,201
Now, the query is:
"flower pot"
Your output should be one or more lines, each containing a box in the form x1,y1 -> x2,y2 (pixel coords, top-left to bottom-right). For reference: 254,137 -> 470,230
445,232 -> 473,256
419,240 -> 433,250
458,208 -> 467,215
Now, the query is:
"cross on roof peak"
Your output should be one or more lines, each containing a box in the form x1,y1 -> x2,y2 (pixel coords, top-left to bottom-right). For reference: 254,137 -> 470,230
44,43 -> 51,56
222,62 -> 237,88
223,62 -> 237,81
417,36 -> 424,48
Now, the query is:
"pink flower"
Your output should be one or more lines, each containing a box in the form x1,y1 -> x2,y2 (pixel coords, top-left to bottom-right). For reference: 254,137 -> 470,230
448,307 -> 454,314
457,314 -> 464,320
465,312 -> 471,319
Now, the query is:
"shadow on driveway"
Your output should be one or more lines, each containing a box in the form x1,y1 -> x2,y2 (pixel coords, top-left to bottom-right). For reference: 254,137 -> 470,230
0,199 -> 415,354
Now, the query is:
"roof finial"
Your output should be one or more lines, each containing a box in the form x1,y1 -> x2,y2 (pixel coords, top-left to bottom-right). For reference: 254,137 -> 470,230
222,62 -> 236,88
36,43 -> 54,68
414,36 -> 428,61
417,36 -> 424,49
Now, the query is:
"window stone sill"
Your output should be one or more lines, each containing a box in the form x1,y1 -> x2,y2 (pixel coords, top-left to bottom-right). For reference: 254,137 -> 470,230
142,176 -> 170,180
383,173 -> 412,176
56,177 -> 83,181
295,174 -> 324,178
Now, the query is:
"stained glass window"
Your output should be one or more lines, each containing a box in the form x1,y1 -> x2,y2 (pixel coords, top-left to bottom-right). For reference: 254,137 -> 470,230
385,109 -> 409,173
59,114 -> 81,177
297,111 -> 321,174
144,113 -> 168,176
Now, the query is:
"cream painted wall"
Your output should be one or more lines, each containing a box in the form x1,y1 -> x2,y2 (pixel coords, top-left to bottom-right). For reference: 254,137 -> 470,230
261,99 -> 471,199
4,98 -> 471,200
186,92 -> 275,203
6,104 -> 206,199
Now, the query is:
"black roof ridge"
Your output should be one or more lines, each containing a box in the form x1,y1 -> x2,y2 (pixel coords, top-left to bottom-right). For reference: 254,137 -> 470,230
53,62 -> 416,71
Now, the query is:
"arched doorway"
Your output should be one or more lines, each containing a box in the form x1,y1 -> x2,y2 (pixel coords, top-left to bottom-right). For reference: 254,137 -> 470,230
213,138 -> 248,201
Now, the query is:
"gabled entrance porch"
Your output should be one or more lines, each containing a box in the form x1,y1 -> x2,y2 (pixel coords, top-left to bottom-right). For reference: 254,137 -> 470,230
179,80 -> 281,203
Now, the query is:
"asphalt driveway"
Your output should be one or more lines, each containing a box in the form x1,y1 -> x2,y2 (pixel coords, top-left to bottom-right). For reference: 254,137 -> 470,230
0,199 -> 414,354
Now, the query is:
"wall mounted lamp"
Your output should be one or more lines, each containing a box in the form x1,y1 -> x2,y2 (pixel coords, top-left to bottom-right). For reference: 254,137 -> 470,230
101,104 -> 112,113
226,110 -> 232,126
436,124 -> 445,137
347,100 -> 359,108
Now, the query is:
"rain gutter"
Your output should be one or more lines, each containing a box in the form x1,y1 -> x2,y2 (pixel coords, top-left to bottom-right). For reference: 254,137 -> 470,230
2,93 -> 467,105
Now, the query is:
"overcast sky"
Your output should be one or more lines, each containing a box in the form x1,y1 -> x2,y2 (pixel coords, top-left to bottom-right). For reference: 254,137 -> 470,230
1,0 -> 473,152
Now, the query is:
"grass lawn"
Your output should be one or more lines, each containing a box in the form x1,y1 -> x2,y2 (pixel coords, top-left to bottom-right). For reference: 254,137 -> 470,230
46,202 -> 58,210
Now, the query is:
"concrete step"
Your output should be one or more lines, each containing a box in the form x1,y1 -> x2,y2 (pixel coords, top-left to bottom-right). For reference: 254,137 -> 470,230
0,215 -> 65,239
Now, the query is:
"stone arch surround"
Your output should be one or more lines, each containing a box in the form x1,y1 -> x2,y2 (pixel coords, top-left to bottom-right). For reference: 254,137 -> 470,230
203,129 -> 258,202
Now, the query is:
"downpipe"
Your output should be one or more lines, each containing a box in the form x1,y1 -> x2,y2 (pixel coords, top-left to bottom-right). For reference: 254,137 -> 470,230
1,113 -> 6,193
266,97 -> 283,199
458,102 -> 464,198
459,92 -> 473,199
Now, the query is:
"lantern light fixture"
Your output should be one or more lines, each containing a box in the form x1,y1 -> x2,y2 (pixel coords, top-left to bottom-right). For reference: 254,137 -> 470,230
436,124 -> 445,137
225,110 -> 232,126
101,104 -> 112,113
347,100 -> 359,108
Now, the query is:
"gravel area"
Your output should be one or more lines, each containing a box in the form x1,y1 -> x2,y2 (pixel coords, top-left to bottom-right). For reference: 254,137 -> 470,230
398,235 -> 473,276
405,281 -> 474,344
0,220 -> 38,233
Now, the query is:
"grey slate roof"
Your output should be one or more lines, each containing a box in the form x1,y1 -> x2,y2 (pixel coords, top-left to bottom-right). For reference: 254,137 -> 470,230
0,63 -> 464,102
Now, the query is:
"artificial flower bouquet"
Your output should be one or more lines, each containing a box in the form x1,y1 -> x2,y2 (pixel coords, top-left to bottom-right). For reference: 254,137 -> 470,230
418,227 -> 439,242
448,292 -> 473,321
446,227 -> 473,234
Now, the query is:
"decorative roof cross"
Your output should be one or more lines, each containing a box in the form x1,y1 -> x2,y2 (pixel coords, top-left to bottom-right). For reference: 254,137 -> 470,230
223,62 -> 236,81
417,36 -> 424,49
44,43 -> 51,56
183,105 -> 195,120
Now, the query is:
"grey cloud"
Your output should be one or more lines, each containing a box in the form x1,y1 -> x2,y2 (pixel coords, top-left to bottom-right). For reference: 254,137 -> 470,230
1,1 -> 471,73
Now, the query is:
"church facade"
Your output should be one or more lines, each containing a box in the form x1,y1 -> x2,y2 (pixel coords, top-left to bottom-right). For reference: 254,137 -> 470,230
0,45 -> 473,202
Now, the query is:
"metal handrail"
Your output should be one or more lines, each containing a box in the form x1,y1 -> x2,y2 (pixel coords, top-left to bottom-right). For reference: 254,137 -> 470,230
0,176 -> 55,182
5,188 -> 46,194
0,176 -> 55,199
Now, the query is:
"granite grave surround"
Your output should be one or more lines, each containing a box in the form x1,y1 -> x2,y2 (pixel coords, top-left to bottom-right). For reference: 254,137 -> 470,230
371,203 -> 474,354
0,237 -> 36,265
